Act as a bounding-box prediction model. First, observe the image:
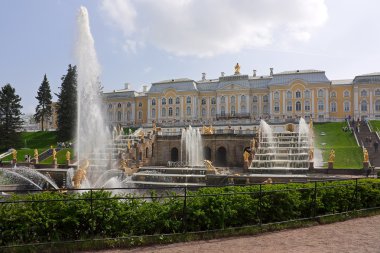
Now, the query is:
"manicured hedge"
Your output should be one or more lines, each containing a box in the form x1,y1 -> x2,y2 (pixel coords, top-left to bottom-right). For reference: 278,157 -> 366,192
1,179 -> 380,246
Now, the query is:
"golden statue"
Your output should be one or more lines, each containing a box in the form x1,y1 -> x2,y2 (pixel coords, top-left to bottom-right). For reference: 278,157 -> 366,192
328,149 -> 335,162
309,148 -> 314,161
12,149 -> 17,160
309,118 -> 313,129
202,125 -> 214,134
52,148 -> 57,160
363,148 -> 369,163
243,151 -> 250,162
72,159 -> 89,189
66,151 -> 71,161
204,160 -> 218,174
234,63 -> 240,75
250,138 -> 256,150
128,140 -> 131,150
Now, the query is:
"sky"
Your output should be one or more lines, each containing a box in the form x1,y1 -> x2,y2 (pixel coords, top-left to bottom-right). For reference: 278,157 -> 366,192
0,0 -> 379,114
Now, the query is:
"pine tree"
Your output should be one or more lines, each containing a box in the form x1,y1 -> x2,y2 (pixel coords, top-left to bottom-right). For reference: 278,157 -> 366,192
56,65 -> 77,142
34,74 -> 52,131
0,84 -> 23,150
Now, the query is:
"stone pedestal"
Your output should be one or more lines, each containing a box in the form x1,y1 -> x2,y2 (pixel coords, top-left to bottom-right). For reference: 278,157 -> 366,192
363,162 -> 369,169
53,159 -> 58,168
328,161 -> 334,169
66,160 -> 70,166
34,159 -> 39,164
309,162 -> 314,169
12,159 -> 17,165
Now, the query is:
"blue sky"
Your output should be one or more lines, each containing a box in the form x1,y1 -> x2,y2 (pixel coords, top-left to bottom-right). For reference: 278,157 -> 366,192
1,0 -> 379,114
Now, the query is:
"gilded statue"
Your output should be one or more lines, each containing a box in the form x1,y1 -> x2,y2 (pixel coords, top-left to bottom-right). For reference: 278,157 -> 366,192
309,118 -> 313,129
204,160 -> 218,174
234,63 -> 241,75
202,125 -> 214,134
309,148 -> 314,161
52,148 -> 57,160
12,149 -> 17,160
66,151 -> 71,161
128,140 -> 131,149
34,149 -> 39,160
250,138 -> 256,150
328,149 -> 335,162
72,159 -> 89,189
243,150 -> 250,162
363,148 -> 369,163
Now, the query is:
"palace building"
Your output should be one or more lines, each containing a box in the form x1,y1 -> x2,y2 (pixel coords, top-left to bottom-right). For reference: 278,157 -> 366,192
103,64 -> 380,127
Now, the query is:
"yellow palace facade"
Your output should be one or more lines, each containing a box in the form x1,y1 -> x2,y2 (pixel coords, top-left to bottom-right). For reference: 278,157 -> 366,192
103,64 -> 380,127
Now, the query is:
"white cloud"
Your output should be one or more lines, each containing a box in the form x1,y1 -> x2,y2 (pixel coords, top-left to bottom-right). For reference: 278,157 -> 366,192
100,0 -> 328,57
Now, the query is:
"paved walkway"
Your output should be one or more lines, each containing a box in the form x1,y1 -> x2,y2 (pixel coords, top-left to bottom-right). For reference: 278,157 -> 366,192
96,215 -> 380,253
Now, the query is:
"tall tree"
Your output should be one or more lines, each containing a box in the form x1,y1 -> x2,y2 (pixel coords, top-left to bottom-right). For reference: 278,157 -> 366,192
56,64 -> 77,142
0,84 -> 23,150
34,74 -> 52,131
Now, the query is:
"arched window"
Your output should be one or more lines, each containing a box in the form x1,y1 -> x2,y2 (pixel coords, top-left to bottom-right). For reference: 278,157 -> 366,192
252,105 -> 258,114
202,108 -> 206,117
318,100 -> 324,111
162,98 -> 166,105
231,105 -> 236,116
263,95 -> 268,103
286,91 -> 292,99
305,101 -> 310,111
253,96 -> 258,103
318,89 -> 324,97
231,96 -> 235,104
201,98 -> 206,105
117,111 -> 122,121
330,91 -> 336,98
211,107 -> 216,116
221,96 -> 225,103
331,102 -> 337,112
263,104 -> 269,113
186,106 -> 191,115
375,100 -> 380,111
375,89 -> 380,96
162,108 -> 166,117
108,112 -> 113,121
361,100 -> 368,112
221,106 -> 225,116
344,90 -> 350,97
361,90 -> 368,97
287,101 -> 292,111
241,105 -> 246,113
138,102 -> 142,107
274,102 -> 279,112
151,99 -> 156,106
241,95 -> 246,103
175,107 -> 180,116
127,111 -> 131,120
168,97 -> 173,104
151,108 -> 156,118
211,97 -> 216,104
274,91 -> 279,99
168,107 -> 173,116
127,102 -> 131,108
304,90 -> 310,98
344,101 -> 350,112
108,103 -> 112,109
296,101 -> 301,111
176,97 -> 180,104
138,111 -> 142,120
295,90 -> 301,98
186,96 -> 191,104
117,103 -> 122,108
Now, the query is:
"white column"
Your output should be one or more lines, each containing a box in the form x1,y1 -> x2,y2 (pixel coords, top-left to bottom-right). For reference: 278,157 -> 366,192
354,86 -> 359,119
147,99 -> 151,122
325,88 -> 329,119
237,95 -> 241,113
370,91 -> 373,116
282,92 -> 286,114
269,92 -> 273,115
217,96 -> 221,114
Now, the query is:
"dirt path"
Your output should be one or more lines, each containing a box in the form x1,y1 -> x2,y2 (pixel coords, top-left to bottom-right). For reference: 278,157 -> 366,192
95,215 -> 380,253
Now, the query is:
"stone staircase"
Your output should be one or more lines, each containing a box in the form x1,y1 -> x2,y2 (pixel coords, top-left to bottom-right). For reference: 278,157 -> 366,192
350,120 -> 380,167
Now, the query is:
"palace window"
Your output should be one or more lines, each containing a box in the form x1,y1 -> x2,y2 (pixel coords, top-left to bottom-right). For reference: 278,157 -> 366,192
286,91 -> 292,99
162,108 -> 166,117
138,102 -> 142,107
287,101 -> 292,111
168,97 -> 173,105
263,95 -> 269,103
241,105 -> 246,113
231,106 -> 236,116
274,102 -> 279,112
151,108 -> 156,118
117,111 -> 122,121
241,95 -> 246,103
211,107 -> 216,116
151,99 -> 156,106
117,103 -> 122,108
361,90 -> 368,97
202,98 -> 206,105
127,102 -> 131,108
318,100 -> 324,111
221,106 -> 225,116
231,96 -> 235,104
361,100 -> 368,112
296,101 -> 301,111
162,98 -> 166,105
331,102 -> 337,112
253,96 -> 258,103
344,90 -> 350,97
344,101 -> 350,112
375,100 -> 380,111
211,97 -> 216,104
375,89 -> 380,96
296,90 -> 301,98
127,111 -> 131,120
186,106 -> 191,115
202,108 -> 206,117
221,96 -> 226,103
186,96 -> 191,104
318,89 -> 324,97
304,90 -> 311,98
168,107 -> 173,116
274,91 -> 280,99
108,112 -> 113,121
138,111 -> 142,120
263,104 -> 269,113
330,91 -> 336,98
175,107 -> 179,116
305,101 -> 310,111
176,97 -> 180,104
252,105 -> 258,114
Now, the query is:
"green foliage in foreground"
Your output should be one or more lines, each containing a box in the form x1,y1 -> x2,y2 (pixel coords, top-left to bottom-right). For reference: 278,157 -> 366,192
313,122 -> 362,168
1,179 -> 380,247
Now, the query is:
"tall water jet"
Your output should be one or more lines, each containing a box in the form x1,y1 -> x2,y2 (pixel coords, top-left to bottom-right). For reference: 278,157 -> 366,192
181,126 -> 203,167
298,117 -> 310,150
259,120 -> 275,151
75,7 -> 110,182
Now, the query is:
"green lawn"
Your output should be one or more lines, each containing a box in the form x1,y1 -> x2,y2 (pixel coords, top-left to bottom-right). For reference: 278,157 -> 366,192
369,120 -> 380,133
1,148 -> 46,162
313,122 -> 362,169
21,131 -> 58,149
42,148 -> 74,164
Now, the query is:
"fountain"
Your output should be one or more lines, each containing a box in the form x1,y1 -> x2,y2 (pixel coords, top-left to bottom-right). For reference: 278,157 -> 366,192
181,126 -> 204,167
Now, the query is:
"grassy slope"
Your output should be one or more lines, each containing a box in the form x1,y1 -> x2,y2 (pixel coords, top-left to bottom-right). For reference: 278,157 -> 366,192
369,120 -> 380,133
313,122 -> 362,169
42,148 -> 74,164
21,131 -> 58,149
1,149 -> 46,162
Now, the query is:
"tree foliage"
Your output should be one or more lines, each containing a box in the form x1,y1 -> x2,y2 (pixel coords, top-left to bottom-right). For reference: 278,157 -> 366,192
0,84 -> 23,150
56,64 -> 77,142
34,74 -> 53,131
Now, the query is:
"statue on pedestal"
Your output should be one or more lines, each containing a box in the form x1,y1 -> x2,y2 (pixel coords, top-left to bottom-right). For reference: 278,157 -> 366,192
363,148 -> 369,163
328,149 -> 335,162
234,63 -> 241,75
